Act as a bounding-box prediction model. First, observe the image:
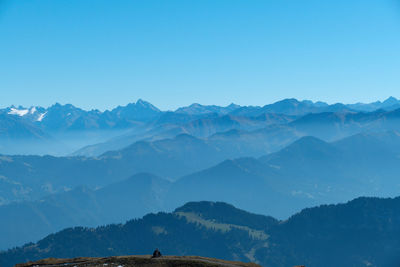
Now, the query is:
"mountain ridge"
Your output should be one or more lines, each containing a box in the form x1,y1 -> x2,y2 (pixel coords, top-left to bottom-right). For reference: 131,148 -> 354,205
2,97 -> 400,156
2,197 -> 400,267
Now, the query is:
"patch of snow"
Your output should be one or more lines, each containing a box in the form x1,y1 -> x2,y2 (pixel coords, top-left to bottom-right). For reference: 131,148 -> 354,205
8,108 -> 29,116
29,107 -> 37,114
37,112 -> 47,121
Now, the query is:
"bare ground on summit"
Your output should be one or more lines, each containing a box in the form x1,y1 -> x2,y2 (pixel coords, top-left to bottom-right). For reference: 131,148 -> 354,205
15,255 -> 261,267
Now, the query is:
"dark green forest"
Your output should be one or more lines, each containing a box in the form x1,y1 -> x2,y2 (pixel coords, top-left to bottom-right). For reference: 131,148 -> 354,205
2,198 -> 400,267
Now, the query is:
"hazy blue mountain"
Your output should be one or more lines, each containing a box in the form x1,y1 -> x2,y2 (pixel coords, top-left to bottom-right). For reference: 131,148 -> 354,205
228,97 -> 400,117
0,114 -> 60,155
38,103 -> 98,132
2,130 -> 400,217
0,173 -> 170,250
0,100 -> 161,133
0,106 -> 47,122
289,108 -> 400,141
73,113 -> 296,157
39,100 -> 161,132
0,131 -> 297,205
72,102 -> 400,159
0,114 -> 48,140
2,131 -> 400,250
2,98 -> 400,156
2,98 -> 399,135
165,158 -> 300,217
264,131 -> 400,196
0,100 -> 162,155
175,103 -> 241,115
167,131 -> 400,217
229,98 -> 353,117
347,96 -> 400,112
99,134 -> 224,179
2,198 -> 400,267
208,124 -> 301,158
95,130 -> 298,179
106,99 -> 161,123
70,112 -> 222,156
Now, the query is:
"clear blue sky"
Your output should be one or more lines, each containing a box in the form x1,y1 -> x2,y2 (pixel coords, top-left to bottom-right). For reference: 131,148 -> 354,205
0,0 -> 399,110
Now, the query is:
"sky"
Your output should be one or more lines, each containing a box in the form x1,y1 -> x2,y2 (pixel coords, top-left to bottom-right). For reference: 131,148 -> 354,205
0,0 -> 399,111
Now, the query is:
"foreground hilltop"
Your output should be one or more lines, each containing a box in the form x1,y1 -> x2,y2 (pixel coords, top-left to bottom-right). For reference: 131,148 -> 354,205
3,198 -> 400,267
15,255 -> 261,267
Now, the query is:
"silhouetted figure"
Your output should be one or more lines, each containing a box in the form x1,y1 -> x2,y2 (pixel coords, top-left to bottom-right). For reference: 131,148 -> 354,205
152,248 -> 162,258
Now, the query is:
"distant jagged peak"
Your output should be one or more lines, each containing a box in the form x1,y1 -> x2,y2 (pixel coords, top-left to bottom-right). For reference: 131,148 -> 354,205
5,105 -> 45,115
314,101 -> 329,107
226,103 -> 241,109
175,102 -> 241,115
265,98 -> 301,107
7,107 -> 30,116
135,99 -> 160,111
4,105 -> 47,122
188,103 -> 203,108
48,102 -> 82,112
267,98 -> 321,106
112,99 -> 160,112
382,96 -> 398,106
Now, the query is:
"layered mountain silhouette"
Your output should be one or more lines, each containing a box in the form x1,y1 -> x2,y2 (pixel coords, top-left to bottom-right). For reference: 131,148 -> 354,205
0,173 -> 170,249
1,131 -> 400,250
2,97 -> 400,263
2,198 -> 400,267
75,104 -> 400,157
1,97 -> 400,155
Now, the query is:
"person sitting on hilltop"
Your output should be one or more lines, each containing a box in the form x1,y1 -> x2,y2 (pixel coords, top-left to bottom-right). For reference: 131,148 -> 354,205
152,248 -> 162,258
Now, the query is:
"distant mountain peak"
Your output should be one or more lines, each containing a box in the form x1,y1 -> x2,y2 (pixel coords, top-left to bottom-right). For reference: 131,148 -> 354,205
175,102 -> 240,115
269,136 -> 334,158
382,96 -> 398,106
273,98 -> 300,105
136,99 -> 159,110
227,103 -> 240,108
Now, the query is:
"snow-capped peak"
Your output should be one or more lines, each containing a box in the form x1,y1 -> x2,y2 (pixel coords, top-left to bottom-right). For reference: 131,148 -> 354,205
37,112 -> 47,122
8,107 -> 29,116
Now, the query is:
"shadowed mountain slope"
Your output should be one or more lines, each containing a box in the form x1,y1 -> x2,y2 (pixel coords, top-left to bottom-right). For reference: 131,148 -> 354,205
0,173 -> 170,250
73,112 -> 296,157
2,198 -> 400,267
2,132 -> 400,250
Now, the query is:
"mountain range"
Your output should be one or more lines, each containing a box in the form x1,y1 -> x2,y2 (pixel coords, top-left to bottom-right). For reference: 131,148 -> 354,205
2,198 -> 400,267
1,97 -> 400,155
2,97 -> 400,262
1,131 -> 400,250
